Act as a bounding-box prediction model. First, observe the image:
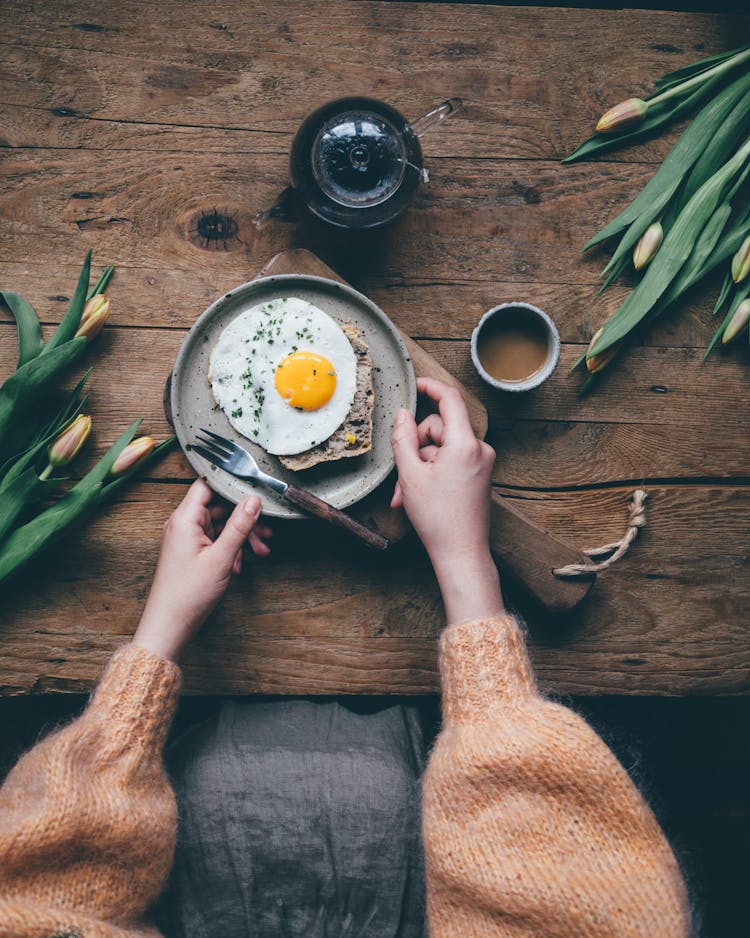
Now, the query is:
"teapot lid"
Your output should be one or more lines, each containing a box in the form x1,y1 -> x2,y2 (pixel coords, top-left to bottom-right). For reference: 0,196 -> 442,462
311,107 -> 407,209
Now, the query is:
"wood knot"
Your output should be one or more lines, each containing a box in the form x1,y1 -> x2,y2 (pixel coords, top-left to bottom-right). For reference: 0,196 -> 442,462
181,207 -> 253,252
198,210 -> 237,242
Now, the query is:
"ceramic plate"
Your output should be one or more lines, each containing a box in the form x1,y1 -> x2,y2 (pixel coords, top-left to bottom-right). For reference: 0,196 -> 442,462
171,274 -> 416,519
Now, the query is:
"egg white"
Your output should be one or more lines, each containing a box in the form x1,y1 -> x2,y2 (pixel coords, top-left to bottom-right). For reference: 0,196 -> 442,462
208,298 -> 358,455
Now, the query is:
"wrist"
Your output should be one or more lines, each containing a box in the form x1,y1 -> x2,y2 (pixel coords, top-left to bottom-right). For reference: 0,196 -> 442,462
133,608 -> 190,663
429,542 -> 494,580
430,548 -> 505,626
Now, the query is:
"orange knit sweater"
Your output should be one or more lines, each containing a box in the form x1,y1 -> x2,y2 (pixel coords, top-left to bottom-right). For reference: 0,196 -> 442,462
0,615 -> 690,937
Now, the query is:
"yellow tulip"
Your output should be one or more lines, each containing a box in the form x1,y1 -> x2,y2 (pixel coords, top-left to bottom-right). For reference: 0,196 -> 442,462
48,414 -> 92,467
586,327 -> 619,373
731,235 -> 750,284
633,222 -> 663,270
722,299 -> 750,345
110,436 -> 156,476
75,294 -> 110,341
596,98 -> 648,134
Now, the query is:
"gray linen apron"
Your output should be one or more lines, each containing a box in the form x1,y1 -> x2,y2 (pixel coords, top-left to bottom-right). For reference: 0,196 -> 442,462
156,698 -> 428,938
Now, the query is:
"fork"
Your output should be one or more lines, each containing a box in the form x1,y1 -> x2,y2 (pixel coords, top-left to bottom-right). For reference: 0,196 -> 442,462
191,428 -> 389,550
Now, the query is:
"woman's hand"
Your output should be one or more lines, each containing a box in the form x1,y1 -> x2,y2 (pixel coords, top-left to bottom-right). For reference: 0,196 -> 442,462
133,479 -> 272,661
391,377 -> 504,625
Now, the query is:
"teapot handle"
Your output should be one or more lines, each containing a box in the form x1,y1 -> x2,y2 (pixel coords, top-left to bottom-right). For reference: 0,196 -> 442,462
410,97 -> 462,138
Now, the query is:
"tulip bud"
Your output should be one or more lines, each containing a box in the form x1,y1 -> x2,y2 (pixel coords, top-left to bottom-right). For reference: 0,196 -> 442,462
75,294 -> 110,341
48,414 -> 92,467
633,222 -> 663,270
586,327 -> 618,373
110,436 -> 156,476
731,235 -> 750,284
722,299 -> 750,345
596,98 -> 648,134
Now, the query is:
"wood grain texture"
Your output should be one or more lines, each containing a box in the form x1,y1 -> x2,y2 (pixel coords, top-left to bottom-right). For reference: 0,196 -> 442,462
2,327 -> 745,487
1,0 -> 748,695
0,150 -> 646,287
2,0 -> 747,163
0,259 -> 724,349
0,482 -> 746,696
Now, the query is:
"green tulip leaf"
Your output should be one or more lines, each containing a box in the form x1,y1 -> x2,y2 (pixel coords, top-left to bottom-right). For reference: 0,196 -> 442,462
598,179 -> 679,287
87,263 -> 115,301
679,91 -> 750,208
0,467 -> 50,543
590,138 -> 750,357
0,338 -> 87,461
0,418 -> 144,586
705,279 -> 750,359
0,372 -> 91,491
654,44 -> 750,94
580,74 -> 750,249
1,292 -> 43,369
43,250 -> 92,354
597,254 -> 631,296
713,269 -> 734,316
665,201 -> 732,305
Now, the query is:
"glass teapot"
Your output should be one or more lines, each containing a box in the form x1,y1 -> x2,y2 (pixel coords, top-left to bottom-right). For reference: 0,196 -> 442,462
255,97 -> 462,230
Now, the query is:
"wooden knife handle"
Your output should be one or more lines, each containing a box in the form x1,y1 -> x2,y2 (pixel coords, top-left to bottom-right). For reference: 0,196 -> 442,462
284,485 -> 389,550
490,491 -> 595,613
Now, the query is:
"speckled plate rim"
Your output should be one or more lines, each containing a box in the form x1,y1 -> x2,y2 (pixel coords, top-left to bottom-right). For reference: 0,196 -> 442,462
171,273 -> 417,519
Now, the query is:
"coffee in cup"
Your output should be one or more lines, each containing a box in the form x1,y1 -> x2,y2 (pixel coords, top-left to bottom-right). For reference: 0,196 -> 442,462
471,302 -> 560,392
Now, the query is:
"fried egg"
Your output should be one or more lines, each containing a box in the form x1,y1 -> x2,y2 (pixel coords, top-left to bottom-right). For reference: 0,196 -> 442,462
208,297 -> 358,455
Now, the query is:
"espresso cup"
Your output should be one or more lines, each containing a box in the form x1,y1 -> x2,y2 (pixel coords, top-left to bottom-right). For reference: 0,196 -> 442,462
470,302 -> 560,392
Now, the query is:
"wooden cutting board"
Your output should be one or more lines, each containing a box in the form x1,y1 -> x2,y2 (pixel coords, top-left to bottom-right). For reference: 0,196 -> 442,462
166,249 -> 594,612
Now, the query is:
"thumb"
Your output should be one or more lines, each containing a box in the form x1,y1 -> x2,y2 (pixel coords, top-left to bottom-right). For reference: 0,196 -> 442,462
390,409 -> 421,476
212,496 -> 261,567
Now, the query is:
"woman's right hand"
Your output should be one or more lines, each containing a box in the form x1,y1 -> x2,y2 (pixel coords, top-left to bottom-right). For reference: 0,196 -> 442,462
390,377 -> 505,625
133,479 -> 272,662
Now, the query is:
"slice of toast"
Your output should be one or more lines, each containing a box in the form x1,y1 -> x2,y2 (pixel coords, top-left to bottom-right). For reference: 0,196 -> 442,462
278,322 -> 374,471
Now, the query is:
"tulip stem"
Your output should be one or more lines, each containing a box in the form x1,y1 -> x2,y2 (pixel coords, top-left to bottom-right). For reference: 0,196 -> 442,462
647,46 -> 750,110
39,463 -> 54,481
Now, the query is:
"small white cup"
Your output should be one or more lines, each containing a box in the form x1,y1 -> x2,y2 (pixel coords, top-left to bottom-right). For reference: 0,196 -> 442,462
470,302 -> 560,392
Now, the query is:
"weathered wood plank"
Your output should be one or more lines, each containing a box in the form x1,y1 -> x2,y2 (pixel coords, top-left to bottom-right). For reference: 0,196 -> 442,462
1,1 -> 746,163
0,146 -> 737,351
2,324 -> 746,486
0,259 -> 724,350
2,0 -> 748,698
0,149 -> 650,284
418,337 -> 750,427
493,421 -> 749,489
0,482 -> 746,696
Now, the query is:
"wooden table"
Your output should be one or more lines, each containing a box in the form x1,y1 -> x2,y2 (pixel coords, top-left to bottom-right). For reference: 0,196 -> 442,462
1,0 -> 748,697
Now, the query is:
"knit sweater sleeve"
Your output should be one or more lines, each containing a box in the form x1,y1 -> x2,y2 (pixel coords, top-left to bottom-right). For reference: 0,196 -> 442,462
422,614 -> 691,938
0,643 -> 181,938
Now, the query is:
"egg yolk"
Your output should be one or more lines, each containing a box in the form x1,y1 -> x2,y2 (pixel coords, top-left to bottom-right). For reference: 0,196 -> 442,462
275,351 -> 337,410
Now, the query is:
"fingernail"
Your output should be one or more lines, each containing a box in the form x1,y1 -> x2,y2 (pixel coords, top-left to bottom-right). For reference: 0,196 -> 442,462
395,409 -> 408,425
243,496 -> 261,516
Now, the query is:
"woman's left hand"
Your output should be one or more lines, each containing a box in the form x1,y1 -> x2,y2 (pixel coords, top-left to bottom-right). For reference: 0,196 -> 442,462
133,479 -> 271,661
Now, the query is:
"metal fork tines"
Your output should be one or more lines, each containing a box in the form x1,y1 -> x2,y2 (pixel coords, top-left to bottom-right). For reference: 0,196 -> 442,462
190,428 -> 389,550
191,428 -> 287,494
